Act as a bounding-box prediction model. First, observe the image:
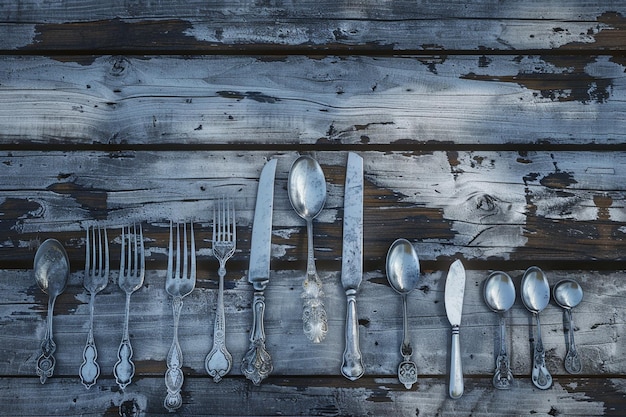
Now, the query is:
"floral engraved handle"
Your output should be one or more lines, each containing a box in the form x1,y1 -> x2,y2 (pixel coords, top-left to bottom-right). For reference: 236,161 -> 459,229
301,220 -> 327,343
242,293 -> 273,385
341,291 -> 364,381
531,313 -> 552,390
165,296 -> 184,412
37,296 -> 57,384
205,266 -> 233,383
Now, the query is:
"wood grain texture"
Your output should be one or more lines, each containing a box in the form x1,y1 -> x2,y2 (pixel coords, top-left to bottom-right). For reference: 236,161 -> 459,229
1,55 -> 625,147
2,3 -> 626,52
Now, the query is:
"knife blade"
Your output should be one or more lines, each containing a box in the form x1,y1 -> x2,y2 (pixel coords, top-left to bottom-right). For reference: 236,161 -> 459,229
241,158 -> 277,385
444,259 -> 466,398
340,152 -> 365,381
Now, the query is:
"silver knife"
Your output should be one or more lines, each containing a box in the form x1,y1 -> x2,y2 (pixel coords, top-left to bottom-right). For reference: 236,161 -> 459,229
241,158 -> 277,385
340,152 -> 365,381
445,259 -> 466,398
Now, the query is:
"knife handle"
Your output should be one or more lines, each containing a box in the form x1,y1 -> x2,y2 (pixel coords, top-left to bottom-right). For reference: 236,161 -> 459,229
341,290 -> 364,380
241,292 -> 273,385
449,325 -> 464,398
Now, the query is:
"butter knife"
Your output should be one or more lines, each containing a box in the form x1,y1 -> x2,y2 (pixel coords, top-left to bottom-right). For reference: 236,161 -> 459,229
241,158 -> 277,385
340,152 -> 365,381
445,259 -> 466,398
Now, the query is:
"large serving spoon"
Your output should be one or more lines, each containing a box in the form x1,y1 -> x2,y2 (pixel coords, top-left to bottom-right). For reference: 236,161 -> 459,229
483,271 -> 515,389
386,238 -> 420,389
288,155 -> 328,343
34,239 -> 70,384
553,279 -> 583,374
521,266 -> 552,390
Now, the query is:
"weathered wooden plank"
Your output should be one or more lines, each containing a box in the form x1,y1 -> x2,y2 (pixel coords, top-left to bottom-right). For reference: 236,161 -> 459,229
1,55 -> 625,146
4,268 -> 625,379
0,376 -> 621,416
1,4 -> 626,52
1,150 -> 625,265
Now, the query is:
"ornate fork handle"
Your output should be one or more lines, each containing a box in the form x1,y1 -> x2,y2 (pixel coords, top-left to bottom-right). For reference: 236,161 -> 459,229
242,292 -> 273,385
80,292 -> 100,388
301,220 -> 327,344
114,292 -> 135,390
165,296 -> 185,412
205,264 -> 233,382
36,296 -> 57,384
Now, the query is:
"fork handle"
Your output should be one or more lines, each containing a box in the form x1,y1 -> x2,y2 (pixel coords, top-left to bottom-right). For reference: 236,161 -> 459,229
80,292 -> 100,388
241,292 -> 273,385
165,296 -> 184,411
114,293 -> 135,390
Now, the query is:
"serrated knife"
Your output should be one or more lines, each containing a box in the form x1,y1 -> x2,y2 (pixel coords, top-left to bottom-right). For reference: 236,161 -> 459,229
340,152 -> 365,381
241,158 -> 277,385
445,259 -> 466,398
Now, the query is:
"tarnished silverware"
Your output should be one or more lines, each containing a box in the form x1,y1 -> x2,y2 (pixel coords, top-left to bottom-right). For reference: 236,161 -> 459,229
114,224 -> 145,390
164,222 -> 196,411
553,279 -> 583,374
340,152 -> 365,381
34,239 -> 70,384
445,259 -> 466,398
288,155 -> 328,343
242,159 -> 277,385
79,226 -> 109,389
205,198 -> 235,382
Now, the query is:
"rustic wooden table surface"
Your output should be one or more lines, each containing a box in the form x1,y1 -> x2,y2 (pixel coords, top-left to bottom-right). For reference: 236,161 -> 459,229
2,2 -> 626,416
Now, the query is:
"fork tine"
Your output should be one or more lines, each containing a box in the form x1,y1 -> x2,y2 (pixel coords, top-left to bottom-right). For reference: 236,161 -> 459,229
138,223 -> 144,278
182,223 -> 188,280
190,222 -> 196,283
85,227 -> 91,276
175,223 -> 181,279
167,221 -> 173,280
103,228 -> 109,277
230,198 -> 236,244
96,226 -> 102,276
119,226 -> 125,276
132,224 -> 139,277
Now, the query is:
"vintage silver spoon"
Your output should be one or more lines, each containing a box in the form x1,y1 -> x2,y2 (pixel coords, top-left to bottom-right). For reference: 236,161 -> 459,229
553,279 -> 583,374
521,266 -> 552,390
288,155 -> 328,343
483,271 -> 515,389
34,239 -> 70,384
386,238 -> 420,389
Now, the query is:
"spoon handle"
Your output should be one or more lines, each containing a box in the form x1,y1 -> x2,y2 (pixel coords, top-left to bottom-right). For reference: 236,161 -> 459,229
493,314 -> 513,389
36,296 -> 57,384
79,292 -> 100,388
302,220 -> 327,344
531,313 -> 552,389
564,309 -> 582,374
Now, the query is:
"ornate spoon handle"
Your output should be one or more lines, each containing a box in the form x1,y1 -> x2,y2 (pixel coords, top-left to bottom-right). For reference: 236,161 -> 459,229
242,292 -> 273,385
302,219 -> 327,343
493,314 -> 513,389
398,294 -> 417,389
531,313 -> 552,389
165,296 -> 185,412
564,309 -> 582,374
205,265 -> 233,382
114,293 -> 135,390
37,296 -> 57,384
80,292 -> 100,388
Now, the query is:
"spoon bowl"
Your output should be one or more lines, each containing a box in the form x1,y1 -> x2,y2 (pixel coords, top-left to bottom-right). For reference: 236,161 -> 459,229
386,238 -> 420,389
553,279 -> 583,374
553,279 -> 583,310
521,266 -> 552,389
386,239 -> 421,295
483,271 -> 515,389
521,266 -> 550,314
34,239 -> 70,383
288,156 -> 327,221
287,155 -> 328,343
483,271 -> 515,313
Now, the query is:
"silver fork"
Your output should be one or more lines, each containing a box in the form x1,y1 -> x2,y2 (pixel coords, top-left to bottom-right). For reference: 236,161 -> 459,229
205,197 -> 235,382
164,221 -> 196,412
113,224 -> 145,390
79,225 -> 109,389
